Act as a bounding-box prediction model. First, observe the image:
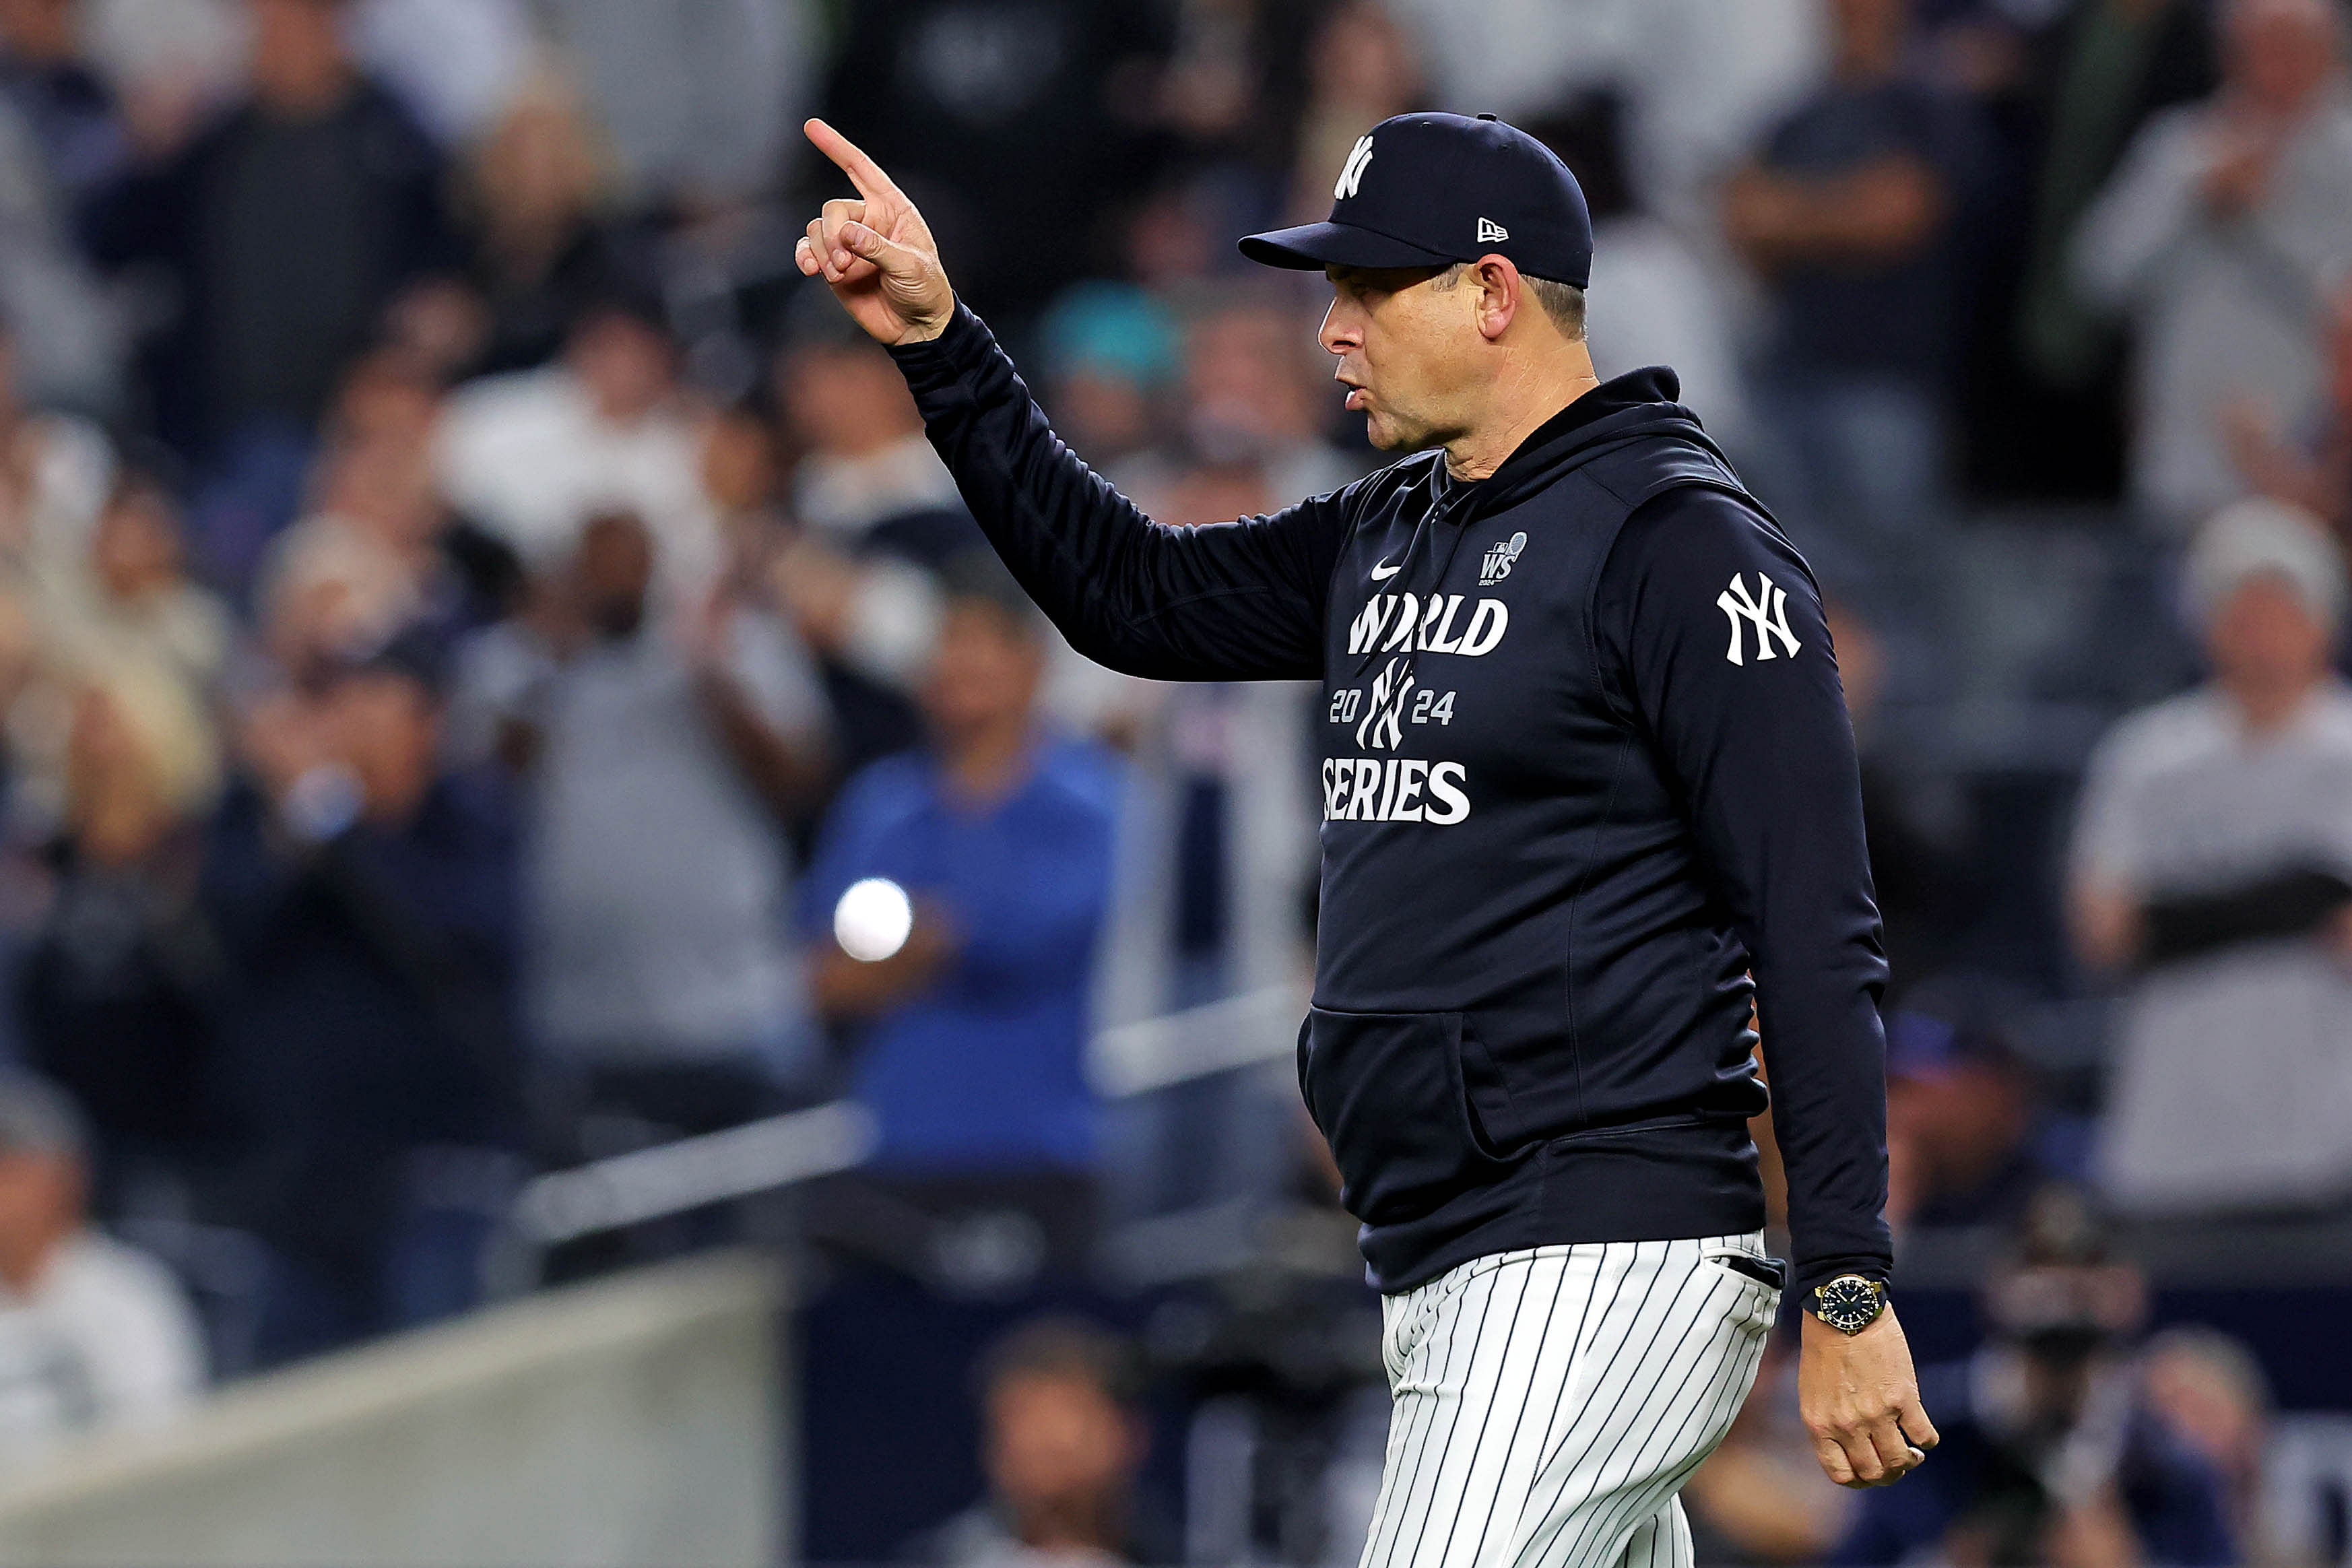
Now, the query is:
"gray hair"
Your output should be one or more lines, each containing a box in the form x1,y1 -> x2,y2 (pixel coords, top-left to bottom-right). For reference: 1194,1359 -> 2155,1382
1437,263 -> 1586,341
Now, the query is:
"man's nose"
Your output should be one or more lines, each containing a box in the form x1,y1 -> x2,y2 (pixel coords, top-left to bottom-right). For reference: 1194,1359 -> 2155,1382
1319,300 -> 1357,356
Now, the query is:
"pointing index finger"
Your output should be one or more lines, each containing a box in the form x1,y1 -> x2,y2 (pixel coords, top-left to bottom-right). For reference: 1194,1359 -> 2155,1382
805,119 -> 898,203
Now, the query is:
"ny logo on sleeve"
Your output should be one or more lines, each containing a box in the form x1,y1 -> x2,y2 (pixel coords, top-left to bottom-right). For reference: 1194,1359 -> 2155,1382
1717,573 -> 1802,665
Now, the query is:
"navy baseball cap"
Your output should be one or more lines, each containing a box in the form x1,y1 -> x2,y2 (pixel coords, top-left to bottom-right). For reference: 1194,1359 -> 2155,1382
1240,112 -> 1594,288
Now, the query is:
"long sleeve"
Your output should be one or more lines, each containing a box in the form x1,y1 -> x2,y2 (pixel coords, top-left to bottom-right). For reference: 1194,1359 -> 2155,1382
1596,486 -> 1893,1297
888,304 -> 1352,681
2070,106 -> 2207,311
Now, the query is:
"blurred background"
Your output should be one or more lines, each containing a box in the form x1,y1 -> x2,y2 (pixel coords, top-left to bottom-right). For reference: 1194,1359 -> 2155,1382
0,0 -> 2339,1563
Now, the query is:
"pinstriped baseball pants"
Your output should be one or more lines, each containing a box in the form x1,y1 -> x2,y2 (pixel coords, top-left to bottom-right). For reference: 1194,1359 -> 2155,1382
1354,1234 -> 1779,1568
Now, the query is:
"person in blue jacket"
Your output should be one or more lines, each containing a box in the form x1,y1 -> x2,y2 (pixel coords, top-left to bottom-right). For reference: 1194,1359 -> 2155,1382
804,549 -> 1120,1274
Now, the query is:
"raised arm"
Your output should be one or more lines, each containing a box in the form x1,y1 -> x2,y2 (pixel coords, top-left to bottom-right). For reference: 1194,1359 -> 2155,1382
2069,108 -> 2211,313
793,121 -> 1350,682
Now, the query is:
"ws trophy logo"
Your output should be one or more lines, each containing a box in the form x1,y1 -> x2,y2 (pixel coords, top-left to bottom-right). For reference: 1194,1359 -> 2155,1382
1479,531 -> 1527,585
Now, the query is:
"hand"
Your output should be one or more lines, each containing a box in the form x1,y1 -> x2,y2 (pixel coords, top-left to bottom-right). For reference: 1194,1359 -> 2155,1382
2221,390 -> 2332,513
795,120 -> 956,346
2202,122 -> 2278,216
2044,1485 -> 2145,1568
1722,166 -> 1806,269
238,691 -> 337,800
812,900 -> 961,1020
2220,391 -> 2279,476
771,535 -> 861,654
675,586 -> 734,675
2068,878 -> 2145,973
1827,156 -> 1943,261
1798,1303 -> 1938,1488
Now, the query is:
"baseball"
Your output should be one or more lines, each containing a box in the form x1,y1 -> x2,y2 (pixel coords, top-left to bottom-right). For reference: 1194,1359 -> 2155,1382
833,877 -> 914,962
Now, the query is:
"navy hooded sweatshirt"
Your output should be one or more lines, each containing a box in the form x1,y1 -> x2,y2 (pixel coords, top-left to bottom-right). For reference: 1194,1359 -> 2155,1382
892,304 -> 1893,1299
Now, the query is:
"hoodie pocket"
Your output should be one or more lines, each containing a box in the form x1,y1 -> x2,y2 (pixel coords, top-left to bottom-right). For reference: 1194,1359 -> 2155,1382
1298,1006 -> 1514,1227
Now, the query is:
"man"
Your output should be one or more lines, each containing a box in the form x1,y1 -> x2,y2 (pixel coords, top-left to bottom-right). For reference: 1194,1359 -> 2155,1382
905,1315 -> 1169,1565
435,290 -> 723,611
805,552 -> 1119,1279
796,109 -> 1929,1561
2071,0 -> 2352,531
501,511 -> 831,1152
2070,496 -> 2352,1213
0,1072 -> 205,1465
1882,1016 -> 2047,1233
1724,0 -> 1980,611
207,632 -> 521,1361
81,0 -> 454,461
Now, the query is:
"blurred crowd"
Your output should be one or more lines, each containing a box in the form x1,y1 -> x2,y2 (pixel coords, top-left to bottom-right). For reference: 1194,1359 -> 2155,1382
0,0 -> 2334,1561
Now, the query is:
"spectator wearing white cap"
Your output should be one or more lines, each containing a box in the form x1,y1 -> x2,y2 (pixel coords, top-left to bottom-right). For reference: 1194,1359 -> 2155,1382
2070,496 -> 2352,1214
0,1072 -> 205,1468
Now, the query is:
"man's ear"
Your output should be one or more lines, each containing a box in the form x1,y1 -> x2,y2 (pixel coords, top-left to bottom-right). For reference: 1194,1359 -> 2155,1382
1471,255 -> 1520,343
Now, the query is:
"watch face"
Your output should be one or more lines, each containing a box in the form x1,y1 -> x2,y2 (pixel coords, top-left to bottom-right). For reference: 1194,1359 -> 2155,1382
1814,1276 -> 1885,1335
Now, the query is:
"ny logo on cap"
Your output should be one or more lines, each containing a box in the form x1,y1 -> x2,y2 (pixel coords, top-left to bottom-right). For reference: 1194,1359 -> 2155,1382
1476,217 -> 1509,244
1335,135 -> 1375,200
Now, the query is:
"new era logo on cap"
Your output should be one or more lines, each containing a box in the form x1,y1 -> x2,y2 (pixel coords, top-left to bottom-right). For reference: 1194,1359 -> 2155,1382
1476,217 -> 1509,244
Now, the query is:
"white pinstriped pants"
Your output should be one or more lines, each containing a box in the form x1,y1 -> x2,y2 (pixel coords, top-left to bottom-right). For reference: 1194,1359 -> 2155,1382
1354,1234 -> 1779,1568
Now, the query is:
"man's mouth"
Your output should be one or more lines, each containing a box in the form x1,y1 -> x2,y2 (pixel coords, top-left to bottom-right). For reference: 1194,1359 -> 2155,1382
1338,378 -> 1369,412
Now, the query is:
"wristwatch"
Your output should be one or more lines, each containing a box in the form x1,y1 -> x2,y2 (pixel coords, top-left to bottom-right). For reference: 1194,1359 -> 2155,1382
1809,1275 -> 1889,1336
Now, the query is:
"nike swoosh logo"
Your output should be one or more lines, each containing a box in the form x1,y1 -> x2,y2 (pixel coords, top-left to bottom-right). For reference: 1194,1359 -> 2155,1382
1370,559 -> 1400,581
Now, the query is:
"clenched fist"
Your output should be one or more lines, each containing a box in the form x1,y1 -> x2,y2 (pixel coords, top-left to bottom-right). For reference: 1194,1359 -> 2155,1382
1799,1303 -> 1939,1488
794,119 -> 957,346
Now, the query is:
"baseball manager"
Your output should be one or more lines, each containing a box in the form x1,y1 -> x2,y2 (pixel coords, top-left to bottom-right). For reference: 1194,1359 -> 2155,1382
797,108 -> 1934,1567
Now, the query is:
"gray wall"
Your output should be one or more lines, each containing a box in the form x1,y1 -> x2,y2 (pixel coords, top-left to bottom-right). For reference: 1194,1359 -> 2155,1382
0,1252 -> 789,1568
